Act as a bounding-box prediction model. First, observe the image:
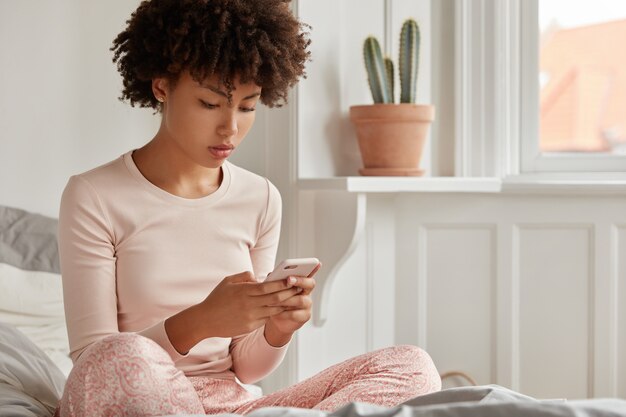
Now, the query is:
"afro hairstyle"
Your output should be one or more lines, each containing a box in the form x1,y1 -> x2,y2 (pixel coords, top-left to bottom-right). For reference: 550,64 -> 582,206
110,0 -> 311,112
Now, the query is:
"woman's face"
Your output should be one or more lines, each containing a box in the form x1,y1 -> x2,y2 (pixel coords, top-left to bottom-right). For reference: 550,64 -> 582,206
155,71 -> 261,168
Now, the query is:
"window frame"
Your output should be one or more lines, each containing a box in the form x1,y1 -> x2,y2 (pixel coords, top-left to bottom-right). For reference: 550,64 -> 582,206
448,0 -> 626,178
520,0 -> 626,173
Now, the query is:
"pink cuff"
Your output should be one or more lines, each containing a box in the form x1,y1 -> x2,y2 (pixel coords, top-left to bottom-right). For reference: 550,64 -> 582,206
256,325 -> 291,352
138,320 -> 188,362
229,325 -> 290,383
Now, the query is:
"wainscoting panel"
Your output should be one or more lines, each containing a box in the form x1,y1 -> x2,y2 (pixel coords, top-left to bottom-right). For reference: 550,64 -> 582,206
516,225 -> 593,399
387,194 -> 626,399
423,225 -> 496,386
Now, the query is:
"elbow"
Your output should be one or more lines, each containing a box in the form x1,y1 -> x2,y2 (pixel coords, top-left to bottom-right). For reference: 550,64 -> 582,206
233,368 -> 262,385
70,345 -> 87,364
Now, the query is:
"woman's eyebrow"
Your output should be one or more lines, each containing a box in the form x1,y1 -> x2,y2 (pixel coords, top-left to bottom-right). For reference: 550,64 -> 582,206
243,91 -> 262,100
201,84 -> 261,100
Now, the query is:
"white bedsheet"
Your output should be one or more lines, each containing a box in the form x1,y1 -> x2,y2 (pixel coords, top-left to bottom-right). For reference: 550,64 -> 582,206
161,386 -> 626,417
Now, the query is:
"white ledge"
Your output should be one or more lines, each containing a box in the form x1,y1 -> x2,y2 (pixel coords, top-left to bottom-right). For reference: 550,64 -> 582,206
502,177 -> 626,194
298,177 -> 502,193
298,176 -> 626,195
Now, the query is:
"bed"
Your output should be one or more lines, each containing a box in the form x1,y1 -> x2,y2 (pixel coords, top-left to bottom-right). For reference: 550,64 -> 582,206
1,204 -> 625,417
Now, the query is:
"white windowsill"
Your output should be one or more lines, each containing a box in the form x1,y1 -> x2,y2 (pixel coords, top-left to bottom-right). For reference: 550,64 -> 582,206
298,175 -> 626,195
298,177 -> 502,193
502,175 -> 626,195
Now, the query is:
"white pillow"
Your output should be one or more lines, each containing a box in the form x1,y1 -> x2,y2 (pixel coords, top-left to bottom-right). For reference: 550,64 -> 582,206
0,263 -> 72,376
0,322 -> 65,417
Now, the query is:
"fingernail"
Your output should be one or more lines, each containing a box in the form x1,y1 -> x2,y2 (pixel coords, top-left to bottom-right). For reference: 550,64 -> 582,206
288,277 -> 296,285
296,287 -> 303,293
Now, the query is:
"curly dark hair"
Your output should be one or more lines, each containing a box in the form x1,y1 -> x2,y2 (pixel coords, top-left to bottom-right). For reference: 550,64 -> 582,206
110,0 -> 311,112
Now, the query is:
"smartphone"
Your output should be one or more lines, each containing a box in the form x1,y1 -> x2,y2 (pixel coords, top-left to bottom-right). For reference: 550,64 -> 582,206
264,257 -> 320,282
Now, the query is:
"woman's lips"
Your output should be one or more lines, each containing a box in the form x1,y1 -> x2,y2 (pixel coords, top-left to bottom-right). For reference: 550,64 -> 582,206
208,147 -> 233,159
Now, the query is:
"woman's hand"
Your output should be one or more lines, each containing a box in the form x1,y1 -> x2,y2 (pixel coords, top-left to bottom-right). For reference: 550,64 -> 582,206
165,265 -> 321,354
195,271 -> 303,338
265,263 -> 321,338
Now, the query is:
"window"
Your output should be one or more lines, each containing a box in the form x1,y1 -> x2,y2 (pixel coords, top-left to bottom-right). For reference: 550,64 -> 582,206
443,0 -> 626,176
521,0 -> 626,172
539,0 -> 626,155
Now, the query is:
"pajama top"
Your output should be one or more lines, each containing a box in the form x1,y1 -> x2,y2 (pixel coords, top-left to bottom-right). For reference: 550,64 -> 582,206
57,150 -> 286,383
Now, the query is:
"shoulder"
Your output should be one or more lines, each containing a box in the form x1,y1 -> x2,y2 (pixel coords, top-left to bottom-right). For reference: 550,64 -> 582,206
225,161 -> 281,203
59,153 -> 129,220
63,153 -> 127,192
75,153 -> 128,187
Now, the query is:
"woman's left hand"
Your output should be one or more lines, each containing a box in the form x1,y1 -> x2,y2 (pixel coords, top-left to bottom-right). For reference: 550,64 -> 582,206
266,263 -> 320,337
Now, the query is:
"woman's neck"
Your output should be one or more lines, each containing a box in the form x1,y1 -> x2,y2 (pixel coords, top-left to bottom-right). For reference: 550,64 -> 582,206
132,135 -> 222,199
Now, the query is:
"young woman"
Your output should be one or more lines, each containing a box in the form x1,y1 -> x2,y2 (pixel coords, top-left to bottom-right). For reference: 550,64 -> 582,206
55,1 -> 441,416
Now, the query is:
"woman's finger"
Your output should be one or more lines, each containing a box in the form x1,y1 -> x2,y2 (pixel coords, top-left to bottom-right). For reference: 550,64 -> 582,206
274,309 -> 311,323
258,305 -> 288,318
244,276 -> 297,296
291,277 -> 315,295
272,295 -> 312,309
254,286 -> 301,307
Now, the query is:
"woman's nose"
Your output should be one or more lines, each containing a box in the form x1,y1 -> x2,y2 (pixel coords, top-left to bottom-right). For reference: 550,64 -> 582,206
217,113 -> 238,137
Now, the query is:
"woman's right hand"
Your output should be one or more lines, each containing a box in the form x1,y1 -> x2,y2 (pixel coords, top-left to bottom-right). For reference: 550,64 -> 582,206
196,271 -> 302,338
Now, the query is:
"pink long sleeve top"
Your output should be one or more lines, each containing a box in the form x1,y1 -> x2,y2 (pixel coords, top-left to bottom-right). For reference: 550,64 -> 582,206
57,150 -> 287,384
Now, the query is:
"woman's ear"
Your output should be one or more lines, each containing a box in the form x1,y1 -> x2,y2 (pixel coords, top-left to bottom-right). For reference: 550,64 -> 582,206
152,78 -> 169,102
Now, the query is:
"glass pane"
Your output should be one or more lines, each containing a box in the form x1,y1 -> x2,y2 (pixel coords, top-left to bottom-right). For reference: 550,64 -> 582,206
539,1 -> 626,154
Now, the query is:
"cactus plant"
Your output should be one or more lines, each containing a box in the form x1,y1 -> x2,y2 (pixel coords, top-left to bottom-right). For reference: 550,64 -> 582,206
384,57 -> 395,104
399,19 -> 420,103
363,18 -> 420,104
363,36 -> 392,103
352,19 -> 433,177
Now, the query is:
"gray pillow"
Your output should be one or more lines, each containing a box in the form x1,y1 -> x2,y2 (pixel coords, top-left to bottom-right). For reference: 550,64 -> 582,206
0,206 -> 60,274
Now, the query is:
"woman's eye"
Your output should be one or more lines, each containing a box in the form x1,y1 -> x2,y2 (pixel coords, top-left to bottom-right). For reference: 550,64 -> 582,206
200,100 -> 255,112
200,100 -> 218,109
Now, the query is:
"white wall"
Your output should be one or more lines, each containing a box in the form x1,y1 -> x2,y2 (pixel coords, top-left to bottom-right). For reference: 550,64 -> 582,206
297,0 -> 433,178
0,0 -> 153,218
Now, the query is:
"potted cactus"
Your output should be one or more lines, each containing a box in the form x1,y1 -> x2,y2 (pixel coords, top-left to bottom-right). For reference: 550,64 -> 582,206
350,19 -> 435,176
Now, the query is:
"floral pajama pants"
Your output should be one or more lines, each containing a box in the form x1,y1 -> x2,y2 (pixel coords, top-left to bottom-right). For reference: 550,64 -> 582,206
55,333 -> 441,417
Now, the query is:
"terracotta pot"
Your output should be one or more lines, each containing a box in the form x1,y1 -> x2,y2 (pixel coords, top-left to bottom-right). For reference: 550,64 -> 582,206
349,104 -> 435,176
